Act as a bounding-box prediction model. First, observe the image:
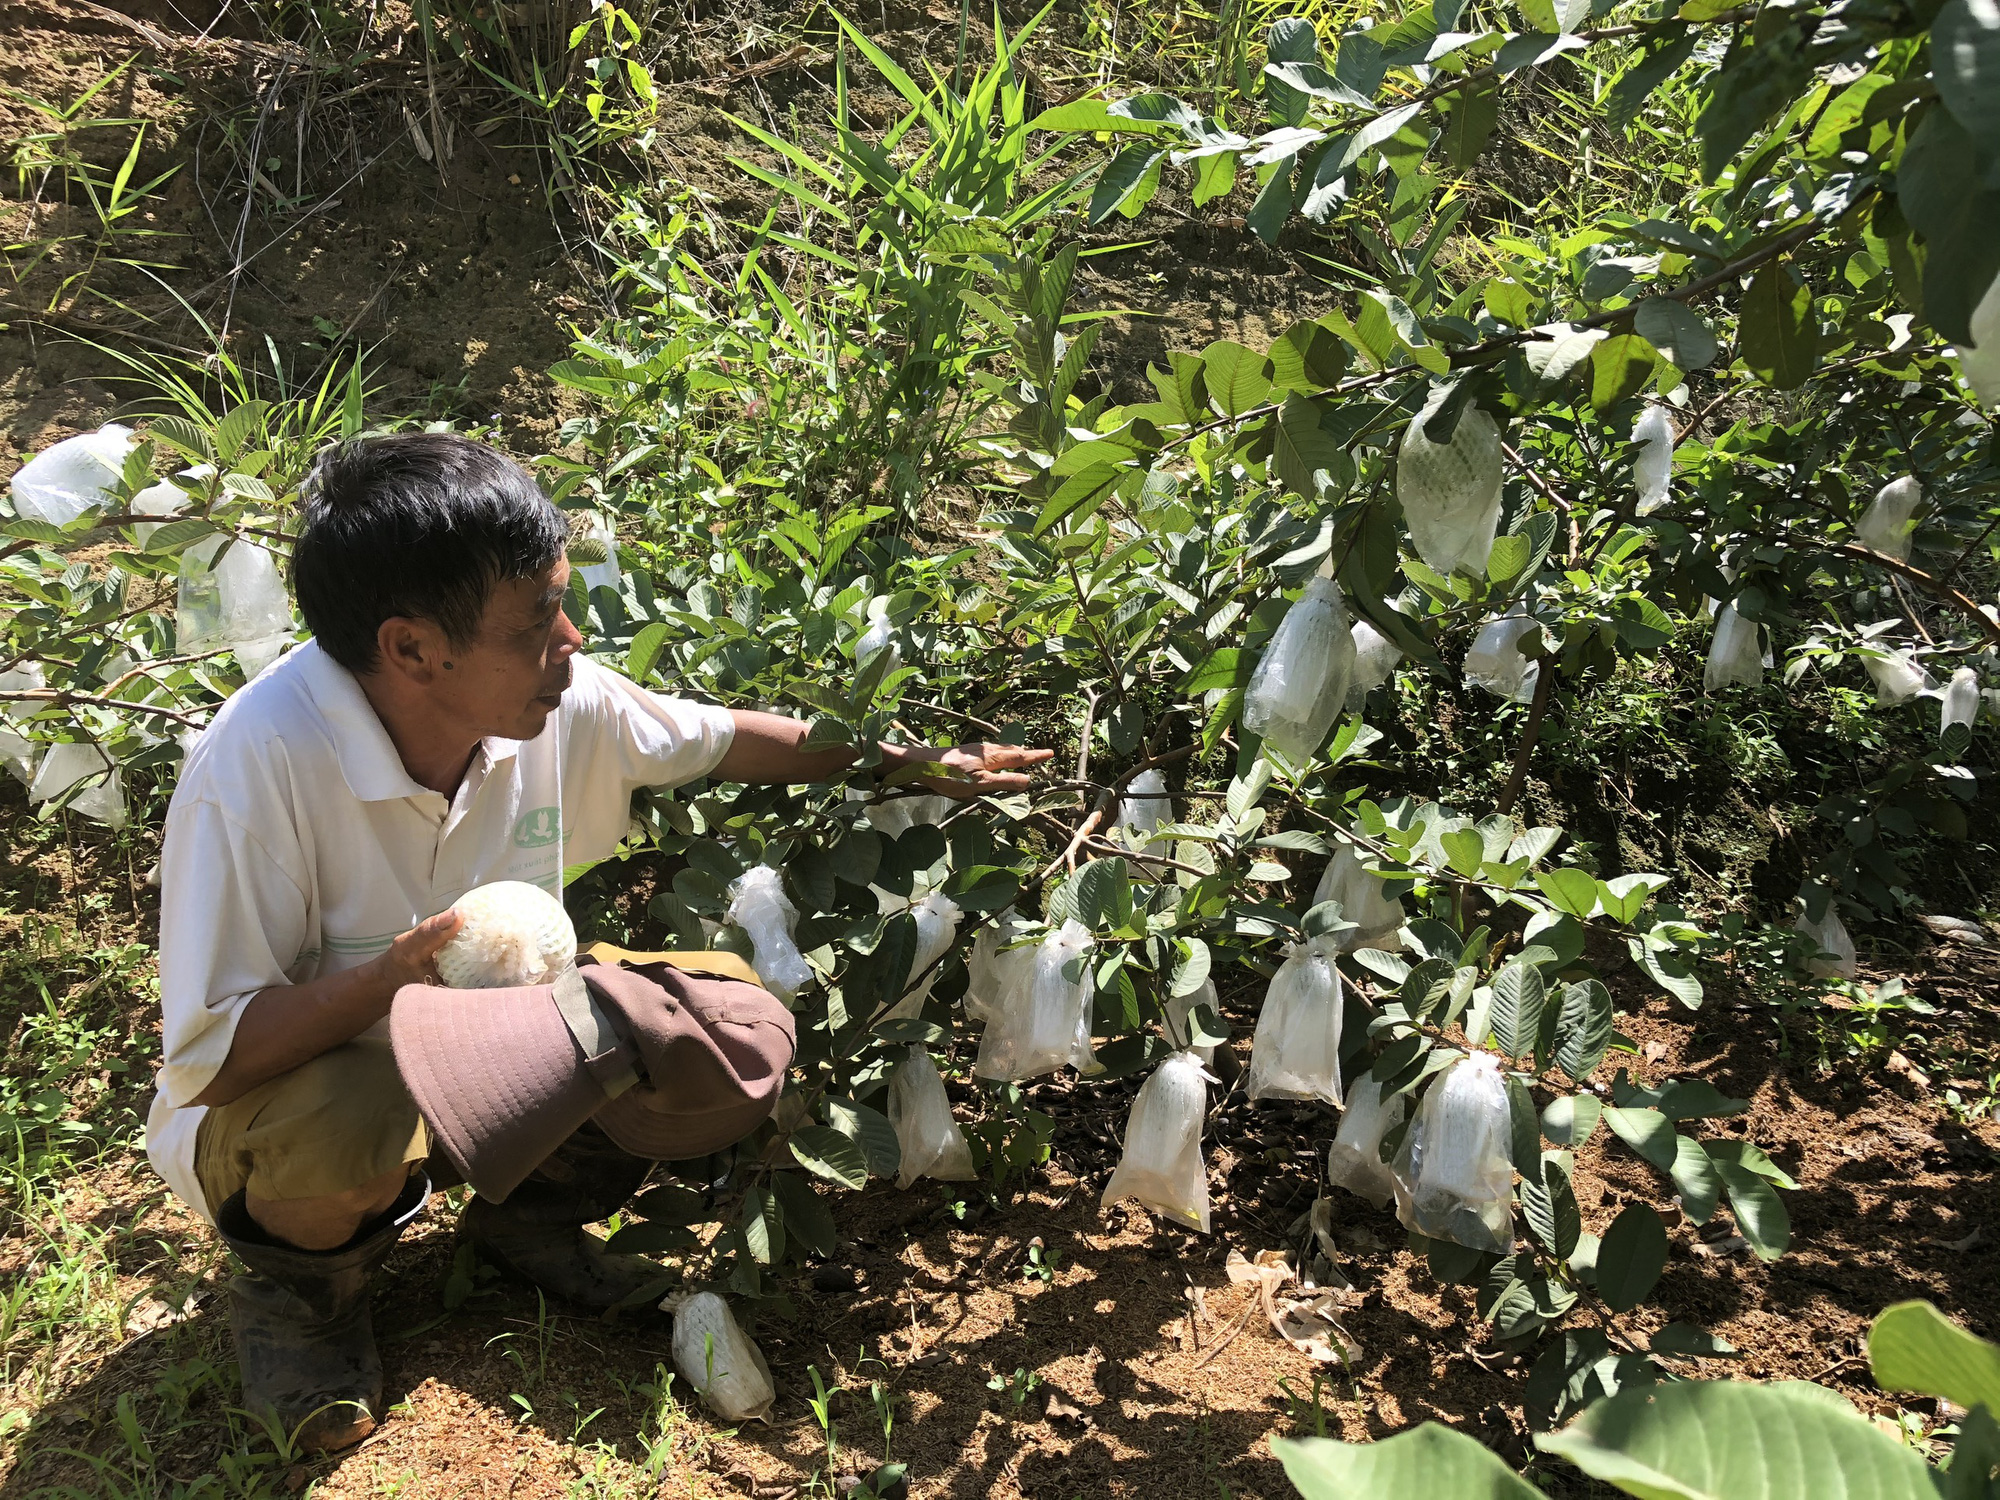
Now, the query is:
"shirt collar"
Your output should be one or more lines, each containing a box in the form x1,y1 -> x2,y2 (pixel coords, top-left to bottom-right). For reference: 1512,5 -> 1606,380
296,642 -> 531,800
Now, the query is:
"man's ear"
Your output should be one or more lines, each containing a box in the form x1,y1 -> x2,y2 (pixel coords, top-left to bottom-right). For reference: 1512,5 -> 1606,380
375,616 -> 449,686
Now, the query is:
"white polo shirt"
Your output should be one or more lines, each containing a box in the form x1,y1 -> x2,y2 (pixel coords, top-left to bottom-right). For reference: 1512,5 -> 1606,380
145,641 -> 734,1221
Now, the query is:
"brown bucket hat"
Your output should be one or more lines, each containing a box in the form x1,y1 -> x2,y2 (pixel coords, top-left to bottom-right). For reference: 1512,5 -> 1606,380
389,949 -> 796,1203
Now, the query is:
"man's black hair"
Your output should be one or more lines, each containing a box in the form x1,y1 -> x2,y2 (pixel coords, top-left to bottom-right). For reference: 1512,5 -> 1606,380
292,434 -> 570,674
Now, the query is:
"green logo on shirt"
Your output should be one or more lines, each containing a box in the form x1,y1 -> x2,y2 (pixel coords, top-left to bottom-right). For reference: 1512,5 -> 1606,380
514,806 -> 562,847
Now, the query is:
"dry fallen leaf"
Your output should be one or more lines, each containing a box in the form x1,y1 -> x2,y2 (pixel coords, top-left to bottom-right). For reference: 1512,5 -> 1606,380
1272,1291 -> 1364,1366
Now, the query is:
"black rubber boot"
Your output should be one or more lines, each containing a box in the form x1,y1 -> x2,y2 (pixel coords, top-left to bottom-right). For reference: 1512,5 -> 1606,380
216,1173 -> 429,1454
458,1124 -> 667,1312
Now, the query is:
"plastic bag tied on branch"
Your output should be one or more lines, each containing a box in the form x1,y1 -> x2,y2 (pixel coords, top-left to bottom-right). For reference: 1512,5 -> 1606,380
727,865 -> 815,1001
1101,1049 -> 1214,1233
1326,1074 -> 1410,1209
973,918 -> 1099,1082
663,1289 -> 776,1422
1243,575 -> 1357,765
1247,935 -> 1345,1106
887,1045 -> 976,1188
1313,839 -> 1405,954
1397,393 -> 1502,577
1394,1051 -> 1515,1256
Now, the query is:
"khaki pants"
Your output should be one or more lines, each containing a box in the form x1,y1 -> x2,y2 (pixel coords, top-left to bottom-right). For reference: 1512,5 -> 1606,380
193,944 -> 763,1207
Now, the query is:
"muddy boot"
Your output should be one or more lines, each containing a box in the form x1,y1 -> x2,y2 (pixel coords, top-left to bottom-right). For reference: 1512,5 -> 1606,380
216,1174 -> 429,1454
458,1123 -> 667,1312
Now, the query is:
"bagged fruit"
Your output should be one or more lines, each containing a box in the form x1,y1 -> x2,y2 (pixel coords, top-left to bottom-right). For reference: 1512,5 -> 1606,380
1243,575 -> 1357,765
973,919 -> 1099,1082
881,890 -> 963,1021
1313,840 -> 1404,952
8,424 -> 134,526
965,909 -> 1037,1024
29,740 -> 125,829
727,866 -> 815,1001
1163,977 -> 1218,1065
1393,1052 -> 1514,1254
1942,667 -> 1980,733
1464,610 -> 1539,702
1861,646 -> 1930,705
0,663 -> 45,787
1703,602 -> 1763,692
1246,936 -> 1344,1106
888,1045 -> 975,1187
1964,276 -> 2000,408
1857,476 -> 1921,562
574,513 -> 623,595
1118,768 -> 1171,875
177,536 -> 295,679
436,880 -> 577,988
1795,897 -> 1857,979
1326,1074 -> 1408,1208
1631,405 -> 1675,515
1347,616 -> 1402,706
858,598 -> 901,675
1398,392 -> 1503,577
665,1290 -> 776,1421
1101,1049 -> 1212,1232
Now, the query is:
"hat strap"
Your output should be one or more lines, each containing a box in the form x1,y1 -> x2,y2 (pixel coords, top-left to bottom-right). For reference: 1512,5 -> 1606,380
552,964 -> 641,1099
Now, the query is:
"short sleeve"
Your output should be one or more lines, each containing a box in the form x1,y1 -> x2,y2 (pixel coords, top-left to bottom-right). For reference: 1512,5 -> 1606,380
564,656 -> 734,792
155,795 -> 312,1108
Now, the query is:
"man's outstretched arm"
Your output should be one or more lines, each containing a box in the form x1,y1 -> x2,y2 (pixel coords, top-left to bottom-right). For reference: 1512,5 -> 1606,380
715,708 -> 1052,795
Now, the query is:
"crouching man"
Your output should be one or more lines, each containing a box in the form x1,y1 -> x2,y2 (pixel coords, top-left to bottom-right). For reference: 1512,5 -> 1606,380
147,434 -> 1049,1451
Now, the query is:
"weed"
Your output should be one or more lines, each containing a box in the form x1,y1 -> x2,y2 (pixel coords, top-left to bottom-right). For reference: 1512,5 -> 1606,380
987,1367 -> 1044,1408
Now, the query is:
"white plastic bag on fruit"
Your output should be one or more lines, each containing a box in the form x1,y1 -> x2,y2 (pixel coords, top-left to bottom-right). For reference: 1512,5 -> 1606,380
1861,646 -> 1930,705
1795,897 -> 1857,979
1117,768 -> 1171,875
1857,476 -> 1921,562
30,740 -> 126,829
964,909 -> 1036,1024
0,663 -> 45,787
888,1045 -> 975,1187
1964,276 -> 2000,408
1326,1075 -> 1408,1209
1246,936 -> 1344,1106
177,536 -> 295,679
880,890 -> 962,1021
1703,602 -> 1763,692
973,919 -> 1098,1082
575,513 -> 622,595
1397,393 -> 1503,577
665,1290 -> 776,1422
1313,841 -> 1404,952
436,881 -> 577,989
1393,1052 -> 1514,1254
1941,668 -> 1980,733
1243,575 -> 1357,765
1163,977 -> 1218,1064
1347,616 -> 1402,706
1464,610 -> 1538,702
858,597 -> 901,675
867,792 -> 951,838
727,866 -> 815,1001
1101,1049 -> 1212,1232
8,425 -> 134,526
1631,405 -> 1675,515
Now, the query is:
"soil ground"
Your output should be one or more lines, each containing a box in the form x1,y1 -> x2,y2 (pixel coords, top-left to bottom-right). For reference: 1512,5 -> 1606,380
3,0 -> 1999,1496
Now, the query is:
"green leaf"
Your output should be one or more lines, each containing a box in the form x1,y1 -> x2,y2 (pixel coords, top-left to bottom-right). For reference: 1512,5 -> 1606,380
1520,1158 -> 1581,1259
1541,1093 -> 1602,1147
629,1183 -> 713,1226
1670,1133 -> 1722,1224
1201,339 -> 1275,416
1934,0 -> 2000,160
1707,1149 -> 1790,1260
1535,1379 -> 1939,1500
1076,856 -> 1134,931
1867,1301 -> 2000,1413
1170,938 -> 1212,997
769,1170 -> 838,1257
1601,1106 -> 1678,1172
1740,262 -> 1818,390
1490,962 -> 1546,1060
1442,81 -> 1502,169
1897,107 -> 2000,346
1533,868 -> 1597,918
627,620 -> 672,682
1596,1204 -> 1668,1313
1089,144 -> 1167,224
1274,1427 -> 1549,1499
1273,394 -> 1345,501
141,517 -> 218,555
789,1124 -> 869,1189
1269,320 -> 1352,393
824,1097 -> 901,1179
1633,298 -> 1718,371
1553,979 -> 1612,1081
742,1184 -> 783,1263
1589,333 -> 1658,408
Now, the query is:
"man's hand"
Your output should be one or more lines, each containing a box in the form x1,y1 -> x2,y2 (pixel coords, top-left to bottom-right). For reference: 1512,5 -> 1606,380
899,741 -> 1055,799
367,908 -> 464,991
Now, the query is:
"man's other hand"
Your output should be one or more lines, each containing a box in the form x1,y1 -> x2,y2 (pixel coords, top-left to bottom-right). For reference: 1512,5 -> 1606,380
373,908 -> 465,991
910,742 -> 1055,799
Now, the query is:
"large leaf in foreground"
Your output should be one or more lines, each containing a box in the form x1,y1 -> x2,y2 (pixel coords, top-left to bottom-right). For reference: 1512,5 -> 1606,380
1868,1299 -> 2000,1413
1275,1428 -> 1548,1499
1535,1379 -> 1938,1500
